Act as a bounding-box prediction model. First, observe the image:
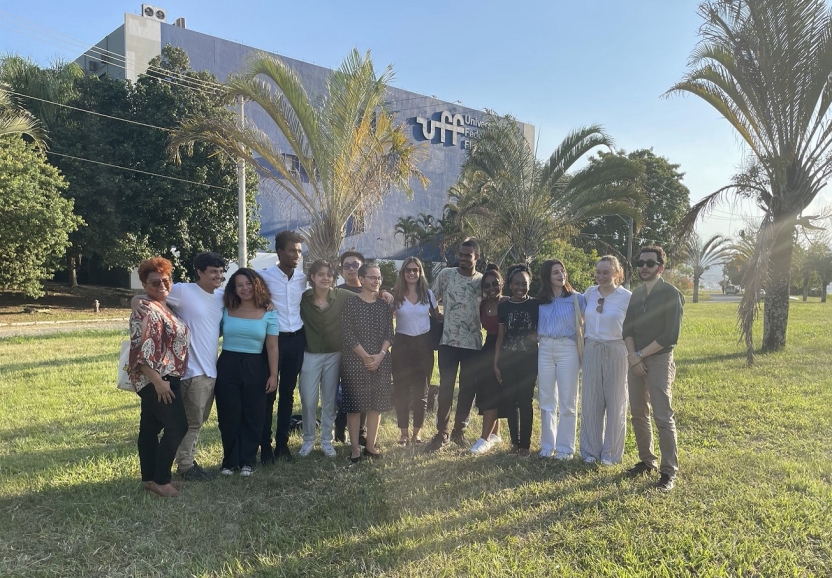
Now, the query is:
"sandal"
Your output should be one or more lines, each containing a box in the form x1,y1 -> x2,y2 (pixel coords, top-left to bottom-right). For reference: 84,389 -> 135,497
397,436 -> 409,446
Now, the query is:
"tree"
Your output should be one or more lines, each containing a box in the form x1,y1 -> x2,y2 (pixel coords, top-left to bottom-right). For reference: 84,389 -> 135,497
448,112 -> 644,265
581,149 -> 690,265
682,233 -> 732,302
0,136 -> 81,297
48,46 -> 265,282
171,48 -> 427,263
808,244 -> 832,302
668,0 -> 832,362
0,84 -> 44,147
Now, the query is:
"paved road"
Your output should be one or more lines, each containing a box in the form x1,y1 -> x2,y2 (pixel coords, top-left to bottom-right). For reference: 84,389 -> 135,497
0,318 -> 127,338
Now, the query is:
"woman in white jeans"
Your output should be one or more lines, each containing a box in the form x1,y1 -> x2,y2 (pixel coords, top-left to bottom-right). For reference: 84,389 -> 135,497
579,255 -> 631,465
537,259 -> 585,460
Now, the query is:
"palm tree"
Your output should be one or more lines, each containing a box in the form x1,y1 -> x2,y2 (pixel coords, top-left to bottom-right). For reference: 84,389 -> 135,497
667,0 -> 832,361
682,233 -> 732,303
394,216 -> 420,250
449,112 -> 643,264
170,49 -> 427,262
0,84 -> 43,147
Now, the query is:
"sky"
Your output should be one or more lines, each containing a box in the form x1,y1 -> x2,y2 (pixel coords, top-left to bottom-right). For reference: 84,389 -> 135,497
2,0 -> 829,244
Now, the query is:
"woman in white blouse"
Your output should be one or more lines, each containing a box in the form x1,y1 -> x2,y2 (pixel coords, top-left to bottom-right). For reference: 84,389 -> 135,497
579,255 -> 632,465
391,257 -> 436,446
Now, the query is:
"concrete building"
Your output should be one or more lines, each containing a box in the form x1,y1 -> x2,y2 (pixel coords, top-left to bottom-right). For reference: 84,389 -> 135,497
77,6 -> 535,260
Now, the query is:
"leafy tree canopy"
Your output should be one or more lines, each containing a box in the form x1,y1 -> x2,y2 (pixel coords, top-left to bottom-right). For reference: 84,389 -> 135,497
0,136 -> 81,296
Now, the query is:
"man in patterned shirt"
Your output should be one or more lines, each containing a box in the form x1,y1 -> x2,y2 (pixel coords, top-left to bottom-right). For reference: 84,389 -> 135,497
426,239 -> 484,452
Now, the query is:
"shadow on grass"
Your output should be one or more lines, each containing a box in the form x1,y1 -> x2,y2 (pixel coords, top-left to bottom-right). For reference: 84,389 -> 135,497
1,352 -> 117,375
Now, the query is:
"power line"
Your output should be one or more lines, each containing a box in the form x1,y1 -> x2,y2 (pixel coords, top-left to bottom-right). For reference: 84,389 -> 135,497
6,90 -> 171,132
46,151 -> 232,190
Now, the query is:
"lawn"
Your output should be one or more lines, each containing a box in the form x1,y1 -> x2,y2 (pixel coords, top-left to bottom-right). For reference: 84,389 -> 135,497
0,303 -> 830,577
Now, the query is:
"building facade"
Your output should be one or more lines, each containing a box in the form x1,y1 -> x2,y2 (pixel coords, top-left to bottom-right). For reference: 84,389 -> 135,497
77,7 -> 535,260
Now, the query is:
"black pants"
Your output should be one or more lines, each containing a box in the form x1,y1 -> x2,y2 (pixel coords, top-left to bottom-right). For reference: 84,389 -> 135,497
436,345 -> 479,438
500,349 -> 538,450
137,376 -> 187,485
216,350 -> 268,469
392,332 -> 432,429
262,329 -> 305,449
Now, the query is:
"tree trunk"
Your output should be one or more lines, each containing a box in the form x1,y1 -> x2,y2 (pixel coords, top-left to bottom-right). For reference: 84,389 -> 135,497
67,253 -> 78,289
822,278 -> 829,303
762,219 -> 795,352
692,274 -> 700,303
802,275 -> 809,301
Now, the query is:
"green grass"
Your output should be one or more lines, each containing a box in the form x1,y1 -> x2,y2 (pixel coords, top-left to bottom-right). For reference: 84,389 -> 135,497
1,304 -> 831,577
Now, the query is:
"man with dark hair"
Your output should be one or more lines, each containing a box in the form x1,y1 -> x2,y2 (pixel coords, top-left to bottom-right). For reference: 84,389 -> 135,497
260,231 -> 307,463
426,238 -> 484,452
131,251 -> 226,481
333,250 -> 367,445
622,245 -> 684,492
337,250 -> 365,294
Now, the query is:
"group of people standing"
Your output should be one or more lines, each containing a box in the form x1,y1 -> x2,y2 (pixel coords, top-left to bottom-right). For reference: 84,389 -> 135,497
125,232 -> 684,497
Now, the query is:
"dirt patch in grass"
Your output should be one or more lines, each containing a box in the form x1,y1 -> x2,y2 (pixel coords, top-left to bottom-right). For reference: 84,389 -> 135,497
0,283 -> 134,324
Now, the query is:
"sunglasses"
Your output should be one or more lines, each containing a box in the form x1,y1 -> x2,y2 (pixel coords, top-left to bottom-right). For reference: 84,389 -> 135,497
483,281 -> 501,289
404,267 -> 420,274
342,262 -> 361,270
596,297 -> 605,313
361,276 -> 382,282
636,259 -> 661,268
147,277 -> 171,288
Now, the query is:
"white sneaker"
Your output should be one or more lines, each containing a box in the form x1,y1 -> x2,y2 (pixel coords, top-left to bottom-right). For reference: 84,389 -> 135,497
470,438 -> 492,454
555,452 -> 574,461
539,449 -> 553,459
600,459 -> 615,466
240,466 -> 253,477
321,442 -> 337,458
298,441 -> 314,457
220,467 -> 234,476
584,456 -> 597,464
488,434 -> 502,444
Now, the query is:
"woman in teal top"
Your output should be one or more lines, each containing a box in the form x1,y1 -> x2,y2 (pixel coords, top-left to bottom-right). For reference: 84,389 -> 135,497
215,268 -> 279,476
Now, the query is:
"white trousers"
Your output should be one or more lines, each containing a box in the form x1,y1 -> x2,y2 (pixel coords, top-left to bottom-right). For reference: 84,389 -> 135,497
298,352 -> 341,443
538,337 -> 580,454
579,339 -> 628,463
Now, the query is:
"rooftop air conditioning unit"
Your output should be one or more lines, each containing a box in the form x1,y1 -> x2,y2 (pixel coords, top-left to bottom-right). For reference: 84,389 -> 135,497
141,4 -> 167,22
174,17 -> 186,28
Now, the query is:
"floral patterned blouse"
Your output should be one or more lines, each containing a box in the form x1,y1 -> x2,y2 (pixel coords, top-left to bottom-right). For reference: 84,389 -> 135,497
128,301 -> 190,392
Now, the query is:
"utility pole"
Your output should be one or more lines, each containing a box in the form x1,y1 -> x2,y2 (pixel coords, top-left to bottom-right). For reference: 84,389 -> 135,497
237,96 -> 247,268
625,216 -> 633,289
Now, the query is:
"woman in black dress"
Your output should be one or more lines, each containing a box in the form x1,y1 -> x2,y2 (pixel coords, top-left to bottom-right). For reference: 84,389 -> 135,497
340,264 -> 394,463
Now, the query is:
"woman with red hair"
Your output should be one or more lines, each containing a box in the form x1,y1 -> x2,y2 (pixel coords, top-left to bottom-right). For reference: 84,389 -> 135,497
128,257 -> 190,497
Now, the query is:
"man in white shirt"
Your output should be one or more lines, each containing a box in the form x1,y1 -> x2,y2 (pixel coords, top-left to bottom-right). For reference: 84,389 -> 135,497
260,231 -> 307,463
134,252 -> 225,481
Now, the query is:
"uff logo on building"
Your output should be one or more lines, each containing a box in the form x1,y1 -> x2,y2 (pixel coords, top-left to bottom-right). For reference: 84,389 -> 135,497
414,111 -> 487,149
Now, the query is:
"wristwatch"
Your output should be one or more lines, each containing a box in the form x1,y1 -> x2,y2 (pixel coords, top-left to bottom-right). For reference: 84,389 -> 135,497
635,350 -> 643,358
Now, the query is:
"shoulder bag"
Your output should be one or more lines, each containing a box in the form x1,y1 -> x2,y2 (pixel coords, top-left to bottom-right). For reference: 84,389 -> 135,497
572,293 -> 584,365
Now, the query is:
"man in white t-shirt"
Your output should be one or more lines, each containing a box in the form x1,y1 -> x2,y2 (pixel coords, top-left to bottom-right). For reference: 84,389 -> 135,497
133,252 -> 225,481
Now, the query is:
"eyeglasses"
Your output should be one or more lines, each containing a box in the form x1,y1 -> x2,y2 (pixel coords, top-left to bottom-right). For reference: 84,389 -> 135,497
404,268 -> 420,274
342,262 -> 361,270
147,277 -> 171,288
636,259 -> 660,268
361,276 -> 382,282
596,297 -> 605,313
483,281 -> 501,289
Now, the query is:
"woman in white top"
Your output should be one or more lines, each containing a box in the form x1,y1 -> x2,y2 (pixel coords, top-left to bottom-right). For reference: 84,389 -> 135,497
579,255 -> 632,465
391,257 -> 436,446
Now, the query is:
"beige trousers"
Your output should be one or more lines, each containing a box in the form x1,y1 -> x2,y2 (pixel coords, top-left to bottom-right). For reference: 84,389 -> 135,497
627,352 -> 678,477
174,375 -> 216,470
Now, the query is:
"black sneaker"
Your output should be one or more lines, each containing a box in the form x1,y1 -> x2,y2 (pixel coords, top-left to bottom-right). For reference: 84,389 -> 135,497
260,444 -> 275,466
449,430 -> 467,447
334,428 -> 347,444
179,461 -> 214,481
626,461 -> 657,478
656,474 -> 675,492
275,444 -> 294,463
425,433 -> 448,452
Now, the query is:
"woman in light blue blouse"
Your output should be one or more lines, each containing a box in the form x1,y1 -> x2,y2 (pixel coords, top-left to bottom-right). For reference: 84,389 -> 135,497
215,268 -> 279,476
537,259 -> 586,460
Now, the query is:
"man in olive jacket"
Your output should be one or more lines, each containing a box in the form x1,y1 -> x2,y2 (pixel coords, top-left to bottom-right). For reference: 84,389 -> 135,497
622,245 -> 685,492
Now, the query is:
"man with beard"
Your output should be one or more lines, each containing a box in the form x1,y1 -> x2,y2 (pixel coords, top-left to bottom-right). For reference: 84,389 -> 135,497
622,245 -> 684,492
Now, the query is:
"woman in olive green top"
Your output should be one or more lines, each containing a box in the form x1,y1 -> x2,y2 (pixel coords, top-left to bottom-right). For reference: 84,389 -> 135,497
298,260 -> 357,458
